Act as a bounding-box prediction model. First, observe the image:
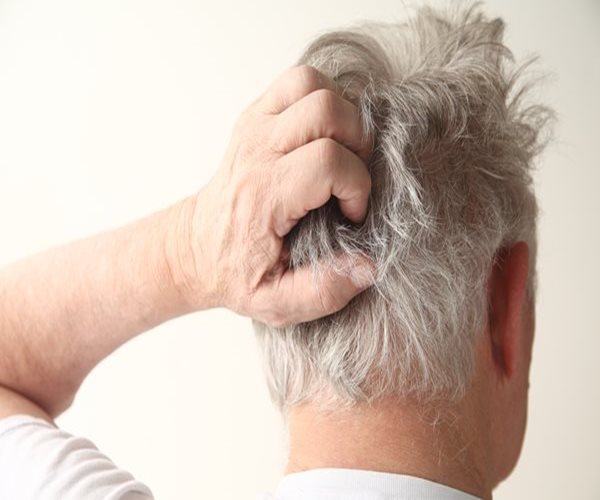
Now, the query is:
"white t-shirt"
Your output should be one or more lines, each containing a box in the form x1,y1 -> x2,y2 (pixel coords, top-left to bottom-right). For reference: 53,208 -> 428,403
0,415 -> 152,500
0,415 -> 480,499
263,468 -> 480,499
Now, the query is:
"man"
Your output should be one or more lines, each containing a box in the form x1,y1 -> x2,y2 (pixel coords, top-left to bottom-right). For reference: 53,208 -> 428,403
0,4 -> 552,500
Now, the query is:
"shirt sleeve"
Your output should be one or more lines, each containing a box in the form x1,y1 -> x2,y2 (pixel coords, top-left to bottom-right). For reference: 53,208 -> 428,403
0,414 -> 154,500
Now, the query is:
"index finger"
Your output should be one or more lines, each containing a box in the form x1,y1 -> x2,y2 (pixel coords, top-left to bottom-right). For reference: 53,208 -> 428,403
258,65 -> 338,114
273,138 -> 372,237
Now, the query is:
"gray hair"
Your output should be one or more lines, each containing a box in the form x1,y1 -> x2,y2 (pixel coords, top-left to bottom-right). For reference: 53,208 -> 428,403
253,3 -> 553,412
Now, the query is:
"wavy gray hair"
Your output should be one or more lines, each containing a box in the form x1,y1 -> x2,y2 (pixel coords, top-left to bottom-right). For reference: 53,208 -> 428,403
253,3 -> 553,412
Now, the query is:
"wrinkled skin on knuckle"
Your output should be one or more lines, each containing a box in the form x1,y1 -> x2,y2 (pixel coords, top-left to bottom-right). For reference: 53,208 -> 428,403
313,89 -> 339,129
291,64 -> 324,95
316,138 -> 341,176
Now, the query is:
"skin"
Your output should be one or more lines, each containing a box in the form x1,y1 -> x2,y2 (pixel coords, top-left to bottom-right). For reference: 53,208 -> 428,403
286,242 -> 535,499
0,64 -> 374,420
0,64 -> 534,498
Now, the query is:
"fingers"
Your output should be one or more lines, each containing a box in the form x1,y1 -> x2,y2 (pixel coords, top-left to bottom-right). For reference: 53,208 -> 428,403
273,88 -> 372,163
272,138 -> 371,236
254,254 -> 375,327
258,65 -> 337,115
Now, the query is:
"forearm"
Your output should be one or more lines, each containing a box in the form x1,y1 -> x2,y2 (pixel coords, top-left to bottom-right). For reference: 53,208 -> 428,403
0,195 -> 201,417
0,65 -> 375,420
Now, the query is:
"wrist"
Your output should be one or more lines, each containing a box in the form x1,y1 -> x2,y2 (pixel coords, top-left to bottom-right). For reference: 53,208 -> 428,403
162,191 -> 218,313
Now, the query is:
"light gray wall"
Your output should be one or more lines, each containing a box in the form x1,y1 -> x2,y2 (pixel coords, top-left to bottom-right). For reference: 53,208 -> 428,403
0,0 -> 597,498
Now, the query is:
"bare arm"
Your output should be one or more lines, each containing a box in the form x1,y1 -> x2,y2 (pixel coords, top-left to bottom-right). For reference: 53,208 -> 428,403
0,199 -> 196,419
0,65 -> 374,420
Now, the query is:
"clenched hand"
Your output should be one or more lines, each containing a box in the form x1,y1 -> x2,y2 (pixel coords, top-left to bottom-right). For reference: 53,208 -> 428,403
175,65 -> 375,327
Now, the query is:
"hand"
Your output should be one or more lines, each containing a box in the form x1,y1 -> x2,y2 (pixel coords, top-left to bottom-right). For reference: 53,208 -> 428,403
176,65 -> 375,327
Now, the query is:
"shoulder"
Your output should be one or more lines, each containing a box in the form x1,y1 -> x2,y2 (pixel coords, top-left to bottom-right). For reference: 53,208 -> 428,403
0,413 -> 154,500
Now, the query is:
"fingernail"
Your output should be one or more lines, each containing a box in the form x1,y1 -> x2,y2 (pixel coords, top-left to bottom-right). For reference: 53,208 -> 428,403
350,262 -> 375,289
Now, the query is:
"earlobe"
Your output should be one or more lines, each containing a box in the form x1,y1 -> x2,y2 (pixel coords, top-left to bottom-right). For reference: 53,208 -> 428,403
487,242 -> 530,379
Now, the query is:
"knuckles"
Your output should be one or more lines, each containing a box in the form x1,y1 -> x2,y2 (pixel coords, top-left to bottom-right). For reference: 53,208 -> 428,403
314,137 -> 341,173
212,65 -> 367,328
311,88 -> 339,116
286,64 -> 325,97
309,89 -> 343,138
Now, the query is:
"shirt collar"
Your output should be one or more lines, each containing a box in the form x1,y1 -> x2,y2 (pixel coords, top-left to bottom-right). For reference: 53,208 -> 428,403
274,468 -> 481,500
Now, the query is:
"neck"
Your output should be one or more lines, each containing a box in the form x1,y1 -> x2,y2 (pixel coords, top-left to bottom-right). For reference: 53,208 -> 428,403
285,396 -> 493,499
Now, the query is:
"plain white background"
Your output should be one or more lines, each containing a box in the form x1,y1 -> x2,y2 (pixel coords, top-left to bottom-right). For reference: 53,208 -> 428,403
0,0 -> 598,498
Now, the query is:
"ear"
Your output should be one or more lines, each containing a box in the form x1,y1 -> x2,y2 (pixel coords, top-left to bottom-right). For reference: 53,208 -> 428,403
487,242 -> 531,378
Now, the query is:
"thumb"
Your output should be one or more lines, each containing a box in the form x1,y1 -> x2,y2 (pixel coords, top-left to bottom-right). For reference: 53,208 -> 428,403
255,253 -> 376,327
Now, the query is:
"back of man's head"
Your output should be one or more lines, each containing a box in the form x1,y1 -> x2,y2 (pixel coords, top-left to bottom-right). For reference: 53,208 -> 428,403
253,3 -> 552,413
